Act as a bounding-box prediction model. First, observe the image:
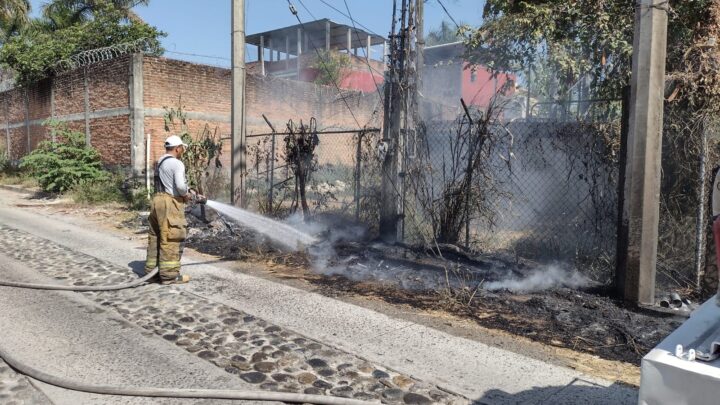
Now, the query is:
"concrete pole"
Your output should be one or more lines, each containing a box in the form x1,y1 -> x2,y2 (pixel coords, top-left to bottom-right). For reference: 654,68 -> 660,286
621,0 -> 668,305
366,35 -> 372,60
325,21 -> 331,51
285,36 -> 290,70
297,28 -> 302,80
231,0 -> 247,206
347,28 -> 352,54
269,38 -> 274,62
416,0 -> 424,103
259,36 -> 265,76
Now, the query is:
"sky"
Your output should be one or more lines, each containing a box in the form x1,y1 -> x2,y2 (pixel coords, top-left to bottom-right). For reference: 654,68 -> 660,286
29,0 -> 485,67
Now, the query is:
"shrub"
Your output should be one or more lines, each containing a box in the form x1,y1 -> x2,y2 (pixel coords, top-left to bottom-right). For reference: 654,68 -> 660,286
0,144 -> 8,173
311,50 -> 351,86
21,121 -> 108,193
70,176 -> 124,205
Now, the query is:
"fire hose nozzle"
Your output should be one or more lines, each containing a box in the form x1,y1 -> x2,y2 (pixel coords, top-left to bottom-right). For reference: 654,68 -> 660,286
189,189 -> 207,205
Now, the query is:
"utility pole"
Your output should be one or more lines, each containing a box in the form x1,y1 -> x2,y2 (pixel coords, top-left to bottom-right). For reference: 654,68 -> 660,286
231,0 -> 247,206
380,0 -> 421,243
416,0 -> 424,93
619,0 -> 668,305
380,0 -> 401,241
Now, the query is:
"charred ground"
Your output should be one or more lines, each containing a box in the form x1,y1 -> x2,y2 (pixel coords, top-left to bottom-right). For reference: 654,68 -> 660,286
181,210 -> 681,366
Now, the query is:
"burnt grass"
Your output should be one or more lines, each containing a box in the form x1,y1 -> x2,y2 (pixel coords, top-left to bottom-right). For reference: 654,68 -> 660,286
184,212 -> 681,366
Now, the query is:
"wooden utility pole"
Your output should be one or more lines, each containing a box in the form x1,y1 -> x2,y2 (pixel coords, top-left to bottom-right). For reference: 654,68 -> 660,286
231,0 -> 247,206
619,0 -> 668,305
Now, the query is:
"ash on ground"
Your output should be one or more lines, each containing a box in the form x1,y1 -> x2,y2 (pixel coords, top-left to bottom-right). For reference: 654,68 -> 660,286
182,208 -> 680,365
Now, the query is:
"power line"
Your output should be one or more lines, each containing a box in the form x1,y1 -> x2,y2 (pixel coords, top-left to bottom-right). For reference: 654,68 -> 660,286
287,0 -> 363,129
343,0 -> 385,103
164,50 -> 231,62
297,0 -> 385,78
316,0 -> 383,37
436,0 -> 460,28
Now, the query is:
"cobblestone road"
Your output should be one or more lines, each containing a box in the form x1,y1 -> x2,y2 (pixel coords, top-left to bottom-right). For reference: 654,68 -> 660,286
0,225 -> 465,404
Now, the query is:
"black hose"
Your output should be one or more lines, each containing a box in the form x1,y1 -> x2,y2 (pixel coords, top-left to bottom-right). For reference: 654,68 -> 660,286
0,271 -> 377,404
0,342 -> 373,404
0,268 -> 160,291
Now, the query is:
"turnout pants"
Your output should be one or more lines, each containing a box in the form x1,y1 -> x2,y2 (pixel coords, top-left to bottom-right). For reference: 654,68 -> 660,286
145,193 -> 187,281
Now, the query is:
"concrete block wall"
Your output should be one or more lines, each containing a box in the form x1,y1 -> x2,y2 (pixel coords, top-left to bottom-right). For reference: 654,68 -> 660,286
1,55 -> 133,166
0,53 -> 380,176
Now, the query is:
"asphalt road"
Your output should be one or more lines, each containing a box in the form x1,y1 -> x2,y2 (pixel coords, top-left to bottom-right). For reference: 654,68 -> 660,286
0,189 -> 639,404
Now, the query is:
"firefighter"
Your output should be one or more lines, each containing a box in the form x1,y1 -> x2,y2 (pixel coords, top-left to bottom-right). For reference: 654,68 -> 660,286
145,135 -> 199,284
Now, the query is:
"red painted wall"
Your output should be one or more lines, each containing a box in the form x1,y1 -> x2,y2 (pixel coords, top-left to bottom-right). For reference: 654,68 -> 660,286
461,63 -> 515,107
300,68 -> 383,94
339,70 -> 384,93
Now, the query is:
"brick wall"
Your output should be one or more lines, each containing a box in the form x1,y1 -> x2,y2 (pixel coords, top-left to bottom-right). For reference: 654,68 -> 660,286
0,55 -> 133,166
0,54 -> 380,174
141,56 -> 380,170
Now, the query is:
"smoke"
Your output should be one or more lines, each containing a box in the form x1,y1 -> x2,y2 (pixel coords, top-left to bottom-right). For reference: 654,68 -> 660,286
206,201 -> 317,250
483,265 -> 592,293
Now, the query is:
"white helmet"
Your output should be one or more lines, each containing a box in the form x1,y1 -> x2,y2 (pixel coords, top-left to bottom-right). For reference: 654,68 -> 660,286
164,135 -> 188,148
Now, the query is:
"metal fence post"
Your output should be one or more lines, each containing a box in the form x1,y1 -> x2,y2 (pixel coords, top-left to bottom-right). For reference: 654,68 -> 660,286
615,86 -> 631,297
355,130 -> 365,221
262,114 -> 278,213
694,121 -> 710,290
462,98 -> 475,250
269,131 -> 275,211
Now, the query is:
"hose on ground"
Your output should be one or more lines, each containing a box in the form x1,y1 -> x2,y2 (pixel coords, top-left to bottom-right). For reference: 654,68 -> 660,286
0,268 -> 160,291
0,272 -> 377,404
0,342 -> 373,404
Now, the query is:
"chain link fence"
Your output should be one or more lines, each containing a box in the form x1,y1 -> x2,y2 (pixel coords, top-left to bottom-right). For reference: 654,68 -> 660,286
244,126 -> 381,222
400,108 -> 621,282
238,99 -> 716,295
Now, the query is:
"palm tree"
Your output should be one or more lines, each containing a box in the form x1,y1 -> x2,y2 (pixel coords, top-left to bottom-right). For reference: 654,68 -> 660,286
0,0 -> 30,41
41,0 -> 149,30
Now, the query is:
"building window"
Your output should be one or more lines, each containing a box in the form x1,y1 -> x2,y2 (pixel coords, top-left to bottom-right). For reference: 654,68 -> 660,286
470,71 -> 477,83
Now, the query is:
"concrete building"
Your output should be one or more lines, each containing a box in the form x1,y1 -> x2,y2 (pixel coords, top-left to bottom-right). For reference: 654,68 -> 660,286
245,19 -> 386,93
421,41 -> 516,120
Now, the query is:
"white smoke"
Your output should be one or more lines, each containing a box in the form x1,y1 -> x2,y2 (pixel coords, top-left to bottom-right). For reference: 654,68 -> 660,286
483,265 -> 591,292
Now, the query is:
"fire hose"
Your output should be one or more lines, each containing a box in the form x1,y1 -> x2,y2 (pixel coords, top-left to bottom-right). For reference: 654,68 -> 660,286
0,271 -> 376,404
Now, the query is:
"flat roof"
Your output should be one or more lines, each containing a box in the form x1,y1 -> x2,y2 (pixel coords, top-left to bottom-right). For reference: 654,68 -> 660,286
246,19 -> 386,55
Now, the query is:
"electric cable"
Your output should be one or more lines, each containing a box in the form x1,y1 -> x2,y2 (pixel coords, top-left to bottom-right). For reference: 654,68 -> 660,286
286,0 -> 364,129
342,0 -> 385,104
316,0 -> 383,37
298,0 -> 386,92
435,0 -> 460,28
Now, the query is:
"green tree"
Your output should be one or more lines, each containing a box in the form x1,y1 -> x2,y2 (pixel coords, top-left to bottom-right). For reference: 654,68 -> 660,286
0,0 -> 163,85
460,0 -> 713,100
40,0 -> 149,31
312,50 -> 351,87
0,0 -> 30,42
426,20 -> 462,46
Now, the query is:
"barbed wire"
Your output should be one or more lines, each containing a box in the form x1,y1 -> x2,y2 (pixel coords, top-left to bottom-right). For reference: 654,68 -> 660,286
52,37 -> 157,73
